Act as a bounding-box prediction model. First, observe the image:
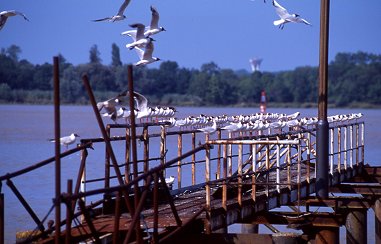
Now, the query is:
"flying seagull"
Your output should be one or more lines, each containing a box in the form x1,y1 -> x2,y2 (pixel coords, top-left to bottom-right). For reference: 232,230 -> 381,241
125,23 -> 154,50
0,10 -> 29,30
272,0 -> 311,29
49,133 -> 80,150
134,41 -> 160,66
93,0 -> 131,22
97,90 -> 128,115
145,6 -> 166,37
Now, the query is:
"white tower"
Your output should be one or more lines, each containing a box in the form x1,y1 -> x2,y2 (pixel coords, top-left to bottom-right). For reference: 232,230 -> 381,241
249,58 -> 263,72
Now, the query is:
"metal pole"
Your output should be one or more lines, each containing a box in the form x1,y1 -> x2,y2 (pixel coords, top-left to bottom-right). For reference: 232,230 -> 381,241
53,56 -> 61,243
0,193 -> 4,244
127,65 -> 142,243
316,0 -> 330,199
65,180 -> 73,244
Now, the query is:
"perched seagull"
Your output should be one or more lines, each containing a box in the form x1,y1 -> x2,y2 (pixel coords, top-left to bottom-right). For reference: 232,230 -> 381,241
134,41 -> 160,66
49,133 -> 80,150
145,6 -> 166,37
198,120 -> 218,134
0,10 -> 29,30
272,0 -> 311,29
125,23 -> 154,50
93,0 -> 131,22
97,90 -> 128,115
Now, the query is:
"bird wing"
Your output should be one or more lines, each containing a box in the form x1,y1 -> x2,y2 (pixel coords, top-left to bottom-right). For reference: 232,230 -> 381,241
133,91 -> 148,111
149,5 -> 160,29
121,29 -> 137,41
134,46 -> 144,60
273,0 -> 290,19
92,17 -> 112,22
13,11 -> 29,21
117,0 -> 131,16
143,41 -> 154,60
129,23 -> 145,40
0,15 -> 8,29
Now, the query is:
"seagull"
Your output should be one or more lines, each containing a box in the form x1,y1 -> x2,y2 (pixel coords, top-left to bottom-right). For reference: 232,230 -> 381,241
198,120 -> 218,134
102,107 -> 126,124
0,10 -> 29,30
93,0 -> 131,22
145,6 -> 166,37
272,0 -> 311,29
125,23 -> 154,50
49,133 -> 80,150
134,41 -> 160,66
97,90 -> 128,116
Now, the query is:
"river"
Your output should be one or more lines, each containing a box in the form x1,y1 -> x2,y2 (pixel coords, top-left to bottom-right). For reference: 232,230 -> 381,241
0,105 -> 380,243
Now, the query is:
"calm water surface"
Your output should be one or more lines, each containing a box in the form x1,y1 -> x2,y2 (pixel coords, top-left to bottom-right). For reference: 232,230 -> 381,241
0,105 -> 380,243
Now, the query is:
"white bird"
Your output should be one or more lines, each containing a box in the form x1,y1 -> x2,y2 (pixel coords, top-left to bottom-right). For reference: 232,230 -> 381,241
97,90 -> 128,116
49,133 -> 80,150
0,10 -> 29,30
125,23 -> 154,50
93,0 -> 131,22
198,120 -> 218,134
145,6 -> 166,37
102,107 -> 126,124
134,41 -> 160,66
272,0 -> 311,29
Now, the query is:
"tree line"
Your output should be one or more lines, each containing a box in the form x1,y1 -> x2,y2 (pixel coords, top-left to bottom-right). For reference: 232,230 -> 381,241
1,44 -> 381,107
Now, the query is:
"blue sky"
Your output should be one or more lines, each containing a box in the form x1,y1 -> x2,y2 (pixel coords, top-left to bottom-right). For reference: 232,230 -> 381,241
1,0 -> 381,71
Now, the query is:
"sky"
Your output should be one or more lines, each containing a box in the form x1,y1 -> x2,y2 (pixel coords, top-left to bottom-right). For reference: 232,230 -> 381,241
1,0 -> 381,72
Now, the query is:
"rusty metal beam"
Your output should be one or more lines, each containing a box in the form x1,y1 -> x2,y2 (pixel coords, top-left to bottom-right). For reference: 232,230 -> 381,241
329,183 -> 381,195
306,196 -> 374,209
346,209 -> 367,244
251,211 -> 344,228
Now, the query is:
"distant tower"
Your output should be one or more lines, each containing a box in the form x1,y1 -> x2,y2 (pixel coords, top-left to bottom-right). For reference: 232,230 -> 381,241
260,90 -> 267,113
249,58 -> 263,72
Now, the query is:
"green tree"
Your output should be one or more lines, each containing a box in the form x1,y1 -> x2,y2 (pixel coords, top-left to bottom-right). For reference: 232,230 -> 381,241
111,43 -> 122,67
89,44 -> 102,64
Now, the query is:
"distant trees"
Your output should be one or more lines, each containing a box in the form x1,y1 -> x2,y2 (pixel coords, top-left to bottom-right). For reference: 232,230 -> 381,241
0,44 -> 380,107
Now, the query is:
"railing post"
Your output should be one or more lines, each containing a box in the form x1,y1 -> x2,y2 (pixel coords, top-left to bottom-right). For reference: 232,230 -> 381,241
143,125 -> 149,186
252,144 -> 257,202
191,132 -> 196,185
216,130 -> 222,180
160,125 -> 167,178
350,125 -> 353,168
205,145 -> 211,209
344,126 -> 348,170
330,128 -> 334,175
228,132 -> 233,176
222,144 -> 227,210
238,143 -> 243,206
105,126 -> 111,189
337,127 -> 341,173
361,123 -> 365,164
276,143 -> 280,193
356,124 -> 359,166
177,133 -> 182,189
125,128 -> 131,183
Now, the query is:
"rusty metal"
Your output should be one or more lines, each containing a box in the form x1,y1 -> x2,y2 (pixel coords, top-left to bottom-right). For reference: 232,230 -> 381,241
125,128 -> 131,183
143,125 -> 149,185
126,65 -> 142,243
222,144 -> 227,209
123,175 -> 153,244
0,193 -> 4,244
65,180 -> 73,244
338,127 -> 341,173
346,209 -> 367,244
316,0 -> 330,199
160,125 -> 166,178
82,74 -> 134,215
159,173 -> 182,226
178,133 -> 182,189
53,56 -> 61,244
152,173 -> 159,243
6,179 -> 45,232
238,144 -> 243,206
206,144 -> 211,208
0,142 -> 92,181
315,227 -> 339,244
216,130 -> 222,179
74,147 -> 88,212
77,198 -> 101,244
191,132 -> 196,185
113,191 -> 121,244
374,198 -> 381,244
105,126 -> 111,189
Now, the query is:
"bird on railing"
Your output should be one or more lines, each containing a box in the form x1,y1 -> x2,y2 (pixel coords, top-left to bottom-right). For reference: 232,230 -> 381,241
49,133 -> 80,150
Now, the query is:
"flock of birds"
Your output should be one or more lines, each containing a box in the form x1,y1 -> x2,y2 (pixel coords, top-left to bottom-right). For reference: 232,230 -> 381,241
2,0 -> 311,65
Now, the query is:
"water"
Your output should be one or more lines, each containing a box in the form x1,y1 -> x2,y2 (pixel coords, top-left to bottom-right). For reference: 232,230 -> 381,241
0,105 -> 380,243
